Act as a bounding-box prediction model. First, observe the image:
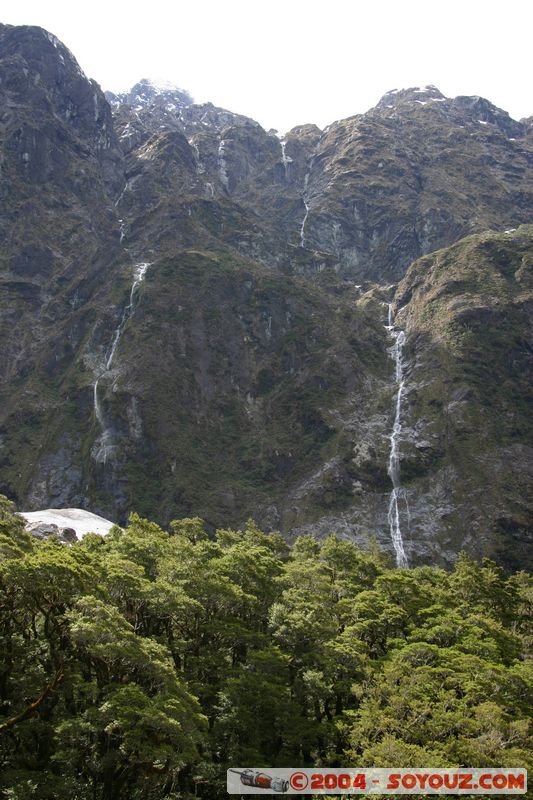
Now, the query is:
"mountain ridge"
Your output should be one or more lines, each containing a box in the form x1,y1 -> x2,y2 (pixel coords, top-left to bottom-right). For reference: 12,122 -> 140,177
1,24 -> 532,568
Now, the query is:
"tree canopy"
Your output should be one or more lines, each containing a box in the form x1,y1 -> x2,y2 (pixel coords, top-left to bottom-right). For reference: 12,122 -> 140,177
0,497 -> 531,799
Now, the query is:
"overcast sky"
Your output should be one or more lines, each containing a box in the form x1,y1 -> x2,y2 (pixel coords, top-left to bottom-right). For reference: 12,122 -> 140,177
2,0 -> 532,133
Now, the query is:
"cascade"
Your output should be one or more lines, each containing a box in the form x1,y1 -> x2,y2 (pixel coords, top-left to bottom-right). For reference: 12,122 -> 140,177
280,140 -> 292,180
332,221 -> 341,253
189,139 -> 205,175
300,172 -> 310,248
385,303 -> 408,567
92,262 -> 150,463
93,380 -> 104,427
300,200 -> 310,248
104,262 -> 148,371
218,139 -> 229,190
299,136 -> 323,247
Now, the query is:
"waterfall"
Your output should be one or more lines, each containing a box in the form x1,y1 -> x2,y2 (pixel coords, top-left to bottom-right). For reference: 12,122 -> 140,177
385,303 -> 408,567
92,262 -> 150,464
300,200 -> 310,248
189,139 -> 205,175
332,221 -> 341,254
218,139 -> 229,190
93,379 -> 104,427
105,263 -> 148,371
298,134 -> 322,248
300,172 -> 310,248
280,139 -> 292,180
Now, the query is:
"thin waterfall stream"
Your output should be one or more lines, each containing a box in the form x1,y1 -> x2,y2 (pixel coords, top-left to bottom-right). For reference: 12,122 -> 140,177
300,199 -> 310,248
218,139 -> 229,190
300,171 -> 310,248
280,139 -> 291,181
299,141 -> 321,248
92,262 -> 150,463
385,303 -> 409,567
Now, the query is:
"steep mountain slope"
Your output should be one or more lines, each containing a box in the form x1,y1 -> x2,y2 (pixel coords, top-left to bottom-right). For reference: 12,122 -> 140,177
108,81 -> 533,281
264,228 -> 533,571
1,24 -> 532,568
0,23 -> 129,506
302,86 -> 533,281
393,226 -> 533,571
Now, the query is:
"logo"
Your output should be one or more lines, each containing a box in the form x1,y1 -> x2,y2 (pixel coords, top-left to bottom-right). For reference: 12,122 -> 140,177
227,768 -> 527,794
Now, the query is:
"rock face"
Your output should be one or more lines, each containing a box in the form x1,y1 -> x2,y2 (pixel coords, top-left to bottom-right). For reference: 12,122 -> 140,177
393,227 -> 533,571
0,23 -> 128,513
0,28 -> 532,568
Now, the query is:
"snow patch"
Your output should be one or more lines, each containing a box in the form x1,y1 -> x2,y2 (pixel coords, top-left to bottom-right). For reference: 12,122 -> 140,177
46,32 -> 59,49
20,509 -> 115,539
144,78 -> 189,94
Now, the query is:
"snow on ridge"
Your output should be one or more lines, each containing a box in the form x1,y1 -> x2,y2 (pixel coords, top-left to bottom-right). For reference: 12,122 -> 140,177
111,79 -> 194,109
378,85 -> 447,108
46,32 -> 59,49
143,77 -> 191,96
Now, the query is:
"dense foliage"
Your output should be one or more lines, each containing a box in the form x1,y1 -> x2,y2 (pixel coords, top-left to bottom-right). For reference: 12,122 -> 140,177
0,495 -> 531,799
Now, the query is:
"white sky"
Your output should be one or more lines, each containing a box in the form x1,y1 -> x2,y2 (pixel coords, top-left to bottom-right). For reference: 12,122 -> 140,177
2,0 -> 532,133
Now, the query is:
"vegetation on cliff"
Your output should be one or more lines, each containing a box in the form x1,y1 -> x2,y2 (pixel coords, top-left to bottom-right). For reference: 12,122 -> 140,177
394,226 -> 533,570
1,26 -> 532,566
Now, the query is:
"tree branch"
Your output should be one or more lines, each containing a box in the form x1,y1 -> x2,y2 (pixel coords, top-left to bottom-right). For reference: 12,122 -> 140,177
0,659 -> 64,733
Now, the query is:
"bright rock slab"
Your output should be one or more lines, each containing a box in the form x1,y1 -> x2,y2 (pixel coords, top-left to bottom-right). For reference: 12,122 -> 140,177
19,508 -> 116,540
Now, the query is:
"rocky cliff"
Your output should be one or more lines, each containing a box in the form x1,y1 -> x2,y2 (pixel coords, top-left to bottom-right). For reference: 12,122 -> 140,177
1,24 -> 532,568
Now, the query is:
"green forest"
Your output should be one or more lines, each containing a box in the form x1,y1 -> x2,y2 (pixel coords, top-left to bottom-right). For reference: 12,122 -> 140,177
0,495 -> 531,799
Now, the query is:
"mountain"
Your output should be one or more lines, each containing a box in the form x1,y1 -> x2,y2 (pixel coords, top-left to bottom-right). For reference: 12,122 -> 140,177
1,24 -> 532,569
392,227 -> 533,571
